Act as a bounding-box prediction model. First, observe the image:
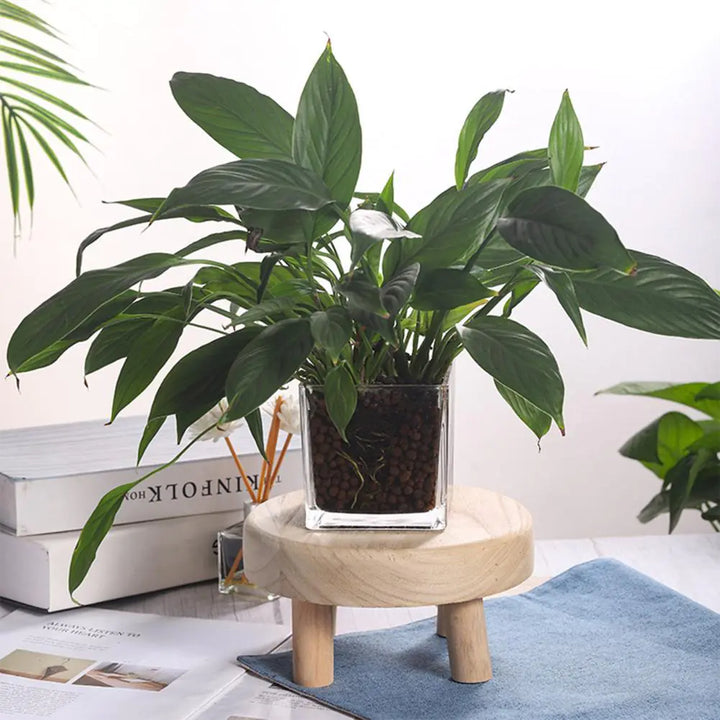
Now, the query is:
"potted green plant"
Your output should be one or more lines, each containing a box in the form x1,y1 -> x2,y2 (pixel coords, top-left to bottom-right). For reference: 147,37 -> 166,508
597,381 -> 720,532
7,42 -> 720,595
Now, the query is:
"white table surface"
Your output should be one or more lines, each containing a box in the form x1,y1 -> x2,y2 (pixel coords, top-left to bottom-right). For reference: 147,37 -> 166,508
2,533 -> 717,628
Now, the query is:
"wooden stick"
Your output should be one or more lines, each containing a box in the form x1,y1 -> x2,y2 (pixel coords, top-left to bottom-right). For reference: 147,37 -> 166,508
225,437 -> 257,503
223,547 -> 244,586
263,432 -> 292,502
258,398 -> 282,502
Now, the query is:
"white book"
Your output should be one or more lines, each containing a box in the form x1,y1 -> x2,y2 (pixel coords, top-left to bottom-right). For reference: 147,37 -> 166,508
0,607 -> 290,720
0,510 -> 241,611
0,415 -> 302,536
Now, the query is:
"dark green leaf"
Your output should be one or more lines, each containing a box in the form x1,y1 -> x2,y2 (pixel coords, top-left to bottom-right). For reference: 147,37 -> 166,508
574,251 -> 720,339
336,273 -> 388,317
170,72 -> 294,160
467,148 -> 548,185
310,307 -> 353,361
696,382 -> 720,402
240,208 -> 311,250
455,90 -> 508,189
495,380 -> 552,440
497,186 -> 635,272
8,254 -> 189,374
292,41 -> 361,211
244,408 -> 268,461
577,163 -> 604,198
156,159 -> 335,217
502,275 -> 540,317
412,268 -> 493,310
400,179 -> 509,269
637,492 -> 669,524
224,319 -> 314,421
84,318 -> 146,375
597,381 -> 720,420
378,171 -> 394,215
668,452 -> 709,533
324,364 -> 357,441
111,319 -> 184,420
532,267 -> 587,345
381,263 -> 420,316
459,315 -> 565,429
548,90 -> 584,192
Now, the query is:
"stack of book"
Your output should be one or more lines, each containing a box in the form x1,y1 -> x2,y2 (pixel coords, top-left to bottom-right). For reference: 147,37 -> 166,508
0,416 -> 303,611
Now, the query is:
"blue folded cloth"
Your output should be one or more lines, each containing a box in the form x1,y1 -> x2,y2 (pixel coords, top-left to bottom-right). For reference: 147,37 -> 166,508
237,559 -> 719,720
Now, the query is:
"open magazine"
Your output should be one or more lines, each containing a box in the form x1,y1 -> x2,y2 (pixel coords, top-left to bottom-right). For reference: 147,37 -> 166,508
0,607 -> 291,720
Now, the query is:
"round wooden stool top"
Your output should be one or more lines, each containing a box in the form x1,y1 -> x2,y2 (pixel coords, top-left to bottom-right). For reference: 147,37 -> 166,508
243,486 -> 533,607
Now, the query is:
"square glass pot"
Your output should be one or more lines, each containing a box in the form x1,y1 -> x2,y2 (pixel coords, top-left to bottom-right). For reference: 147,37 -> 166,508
300,380 -> 451,530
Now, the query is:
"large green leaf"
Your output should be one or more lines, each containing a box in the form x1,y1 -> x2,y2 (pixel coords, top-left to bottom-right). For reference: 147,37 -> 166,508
467,148 -> 548,185
458,315 -> 565,429
170,72 -> 293,160
548,90 -> 584,192
324,364 -> 357,441
110,318 -> 184,420
497,186 -> 635,272
396,179 -> 509,270
310,307 -> 353,361
336,272 -> 388,317
380,263 -> 420,316
597,381 -> 720,420
573,251 -> 720,339
495,380 -> 552,440
224,319 -> 314,421
455,90 -> 508,189
667,451 -> 710,532
155,159 -> 335,216
7,254 -> 190,373
412,268 -> 493,310
292,41 -> 361,212
146,326 -> 263,449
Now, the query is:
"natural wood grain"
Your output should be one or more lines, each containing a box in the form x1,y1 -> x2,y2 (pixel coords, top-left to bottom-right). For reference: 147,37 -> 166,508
243,486 -> 534,606
292,600 -> 335,687
444,599 -> 492,683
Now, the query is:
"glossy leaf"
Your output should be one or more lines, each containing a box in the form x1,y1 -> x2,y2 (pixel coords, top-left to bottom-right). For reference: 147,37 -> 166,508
224,319 -> 314,421
495,380 -> 552,440
412,268 -> 493,310
378,171 -> 394,215
455,90 -> 508,189
292,42 -> 361,211
502,275 -> 540,317
696,382 -> 720,402
146,326 -> 263,449
399,179 -> 509,269
244,408 -> 267,461
380,263 -> 420,316
348,208 -> 420,267
497,186 -> 635,272
459,315 -> 565,429
156,159 -> 335,217
336,273 -> 388,317
110,318 -> 184,420
548,90 -> 584,192
170,72 -> 294,160
668,452 -> 709,533
324,364 -> 357,441
533,267 -> 588,345
84,318 -> 146,376
310,307 -> 353,361
573,251 -> 720,339
467,149 -> 548,185
8,254 -> 190,374
597,381 -> 720,420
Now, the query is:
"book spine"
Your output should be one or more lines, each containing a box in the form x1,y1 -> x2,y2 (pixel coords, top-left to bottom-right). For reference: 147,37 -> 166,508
10,450 -> 303,536
0,510 -> 241,611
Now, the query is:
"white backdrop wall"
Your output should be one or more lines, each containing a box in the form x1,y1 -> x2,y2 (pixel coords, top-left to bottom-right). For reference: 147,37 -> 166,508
0,0 -> 718,539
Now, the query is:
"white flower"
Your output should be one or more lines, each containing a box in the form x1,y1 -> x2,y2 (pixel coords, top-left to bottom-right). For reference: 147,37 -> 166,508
262,381 -> 301,435
188,398 -> 243,442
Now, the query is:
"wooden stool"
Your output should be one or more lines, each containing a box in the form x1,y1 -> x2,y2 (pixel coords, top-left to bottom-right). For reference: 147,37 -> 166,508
243,486 -> 533,687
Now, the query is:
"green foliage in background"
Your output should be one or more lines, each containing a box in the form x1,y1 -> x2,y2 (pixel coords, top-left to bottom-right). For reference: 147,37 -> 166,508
0,0 -> 93,241
599,382 -> 720,533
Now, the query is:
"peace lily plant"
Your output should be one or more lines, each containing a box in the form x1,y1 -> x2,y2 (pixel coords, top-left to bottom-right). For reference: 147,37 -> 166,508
7,42 -> 720,595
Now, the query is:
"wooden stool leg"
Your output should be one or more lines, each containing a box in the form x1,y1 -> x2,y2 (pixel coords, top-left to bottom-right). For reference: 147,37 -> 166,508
291,599 -> 335,687
443,598 -> 492,683
436,604 -> 449,637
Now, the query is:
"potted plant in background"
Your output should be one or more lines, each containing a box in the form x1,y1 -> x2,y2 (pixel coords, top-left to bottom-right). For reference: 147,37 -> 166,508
598,381 -> 720,532
6,41 -> 720,596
